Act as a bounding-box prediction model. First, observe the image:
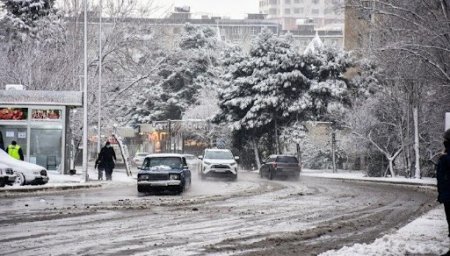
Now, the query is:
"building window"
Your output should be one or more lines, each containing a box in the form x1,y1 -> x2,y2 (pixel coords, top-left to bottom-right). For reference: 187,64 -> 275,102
312,0 -> 319,4
312,9 -> 319,15
269,8 -> 278,15
285,8 -> 291,14
294,8 -> 300,14
285,0 -> 291,4
294,0 -> 303,3
269,0 -> 278,4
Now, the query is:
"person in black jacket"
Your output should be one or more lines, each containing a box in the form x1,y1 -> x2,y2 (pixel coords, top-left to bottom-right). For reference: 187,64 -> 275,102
95,141 -> 116,181
437,129 -> 450,238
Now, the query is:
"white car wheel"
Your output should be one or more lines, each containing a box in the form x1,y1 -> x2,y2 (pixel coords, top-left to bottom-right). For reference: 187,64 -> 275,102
14,172 -> 25,186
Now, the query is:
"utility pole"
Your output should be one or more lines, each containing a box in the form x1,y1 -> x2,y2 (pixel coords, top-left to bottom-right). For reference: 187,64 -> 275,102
82,0 -> 89,182
331,130 -> 337,173
167,119 -> 172,153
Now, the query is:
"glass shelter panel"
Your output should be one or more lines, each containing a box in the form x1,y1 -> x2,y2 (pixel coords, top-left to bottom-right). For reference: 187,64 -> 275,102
0,126 -> 28,155
30,128 -> 62,170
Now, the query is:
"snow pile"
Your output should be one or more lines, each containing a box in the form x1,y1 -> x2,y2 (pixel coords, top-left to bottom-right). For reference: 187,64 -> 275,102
47,167 -> 136,184
302,169 -> 437,186
320,207 -> 449,256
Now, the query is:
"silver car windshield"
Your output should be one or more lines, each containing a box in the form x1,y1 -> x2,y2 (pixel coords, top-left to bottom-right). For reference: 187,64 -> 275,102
204,151 -> 233,160
143,157 -> 182,169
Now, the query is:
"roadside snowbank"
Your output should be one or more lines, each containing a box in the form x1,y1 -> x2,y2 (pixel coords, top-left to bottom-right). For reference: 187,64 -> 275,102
301,169 -> 445,256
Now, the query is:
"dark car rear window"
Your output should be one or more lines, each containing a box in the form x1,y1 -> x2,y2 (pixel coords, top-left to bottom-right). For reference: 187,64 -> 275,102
143,157 -> 183,169
277,156 -> 299,163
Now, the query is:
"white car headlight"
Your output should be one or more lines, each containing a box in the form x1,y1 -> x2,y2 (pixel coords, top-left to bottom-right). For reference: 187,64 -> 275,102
230,162 -> 237,166
0,169 -> 3,175
169,174 -> 180,180
139,174 -> 149,180
203,161 -> 211,165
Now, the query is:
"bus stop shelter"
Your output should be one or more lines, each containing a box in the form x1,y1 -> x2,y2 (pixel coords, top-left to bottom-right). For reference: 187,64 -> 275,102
0,90 -> 82,174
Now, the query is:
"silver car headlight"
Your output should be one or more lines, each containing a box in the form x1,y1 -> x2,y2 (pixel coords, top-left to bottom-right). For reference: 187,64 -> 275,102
169,174 -> 180,180
0,169 -> 3,175
203,161 -> 211,165
230,162 -> 237,166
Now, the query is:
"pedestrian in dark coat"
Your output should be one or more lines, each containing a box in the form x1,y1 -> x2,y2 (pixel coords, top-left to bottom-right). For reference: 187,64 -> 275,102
96,141 -> 116,181
436,129 -> 450,237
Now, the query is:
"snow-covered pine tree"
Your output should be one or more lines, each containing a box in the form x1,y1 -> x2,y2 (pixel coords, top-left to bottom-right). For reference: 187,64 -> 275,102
302,45 -> 358,121
216,28 -> 312,165
1,0 -> 59,41
128,24 -> 221,125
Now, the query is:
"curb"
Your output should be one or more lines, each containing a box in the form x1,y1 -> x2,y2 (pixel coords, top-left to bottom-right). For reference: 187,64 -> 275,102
303,174 -> 437,189
0,183 -> 103,194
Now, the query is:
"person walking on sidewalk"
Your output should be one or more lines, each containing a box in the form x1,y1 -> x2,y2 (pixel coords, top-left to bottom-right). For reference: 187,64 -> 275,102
6,140 -> 24,160
96,141 -> 116,181
436,129 -> 450,242
94,154 -> 105,180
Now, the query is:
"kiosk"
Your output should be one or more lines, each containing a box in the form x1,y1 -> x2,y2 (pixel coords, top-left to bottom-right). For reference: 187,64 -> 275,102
0,90 -> 82,174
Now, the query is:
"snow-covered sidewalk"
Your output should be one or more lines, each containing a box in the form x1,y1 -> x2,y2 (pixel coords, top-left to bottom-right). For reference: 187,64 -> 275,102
302,168 -> 447,256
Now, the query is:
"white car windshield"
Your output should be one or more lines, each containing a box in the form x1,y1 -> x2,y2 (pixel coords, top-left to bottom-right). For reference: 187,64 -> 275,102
204,151 -> 234,160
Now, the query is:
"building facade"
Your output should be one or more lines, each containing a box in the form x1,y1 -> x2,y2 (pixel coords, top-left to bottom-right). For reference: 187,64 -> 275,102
259,0 -> 345,30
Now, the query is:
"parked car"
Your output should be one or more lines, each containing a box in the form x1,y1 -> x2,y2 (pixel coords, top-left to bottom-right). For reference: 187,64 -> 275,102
184,154 -> 201,173
199,149 -> 239,180
0,149 -> 49,186
137,154 -> 191,194
132,152 -> 150,167
0,163 -> 16,187
259,155 -> 301,180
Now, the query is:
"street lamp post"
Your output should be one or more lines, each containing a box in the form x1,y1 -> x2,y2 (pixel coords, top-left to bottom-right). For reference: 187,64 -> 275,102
97,0 -> 103,155
82,0 -> 89,182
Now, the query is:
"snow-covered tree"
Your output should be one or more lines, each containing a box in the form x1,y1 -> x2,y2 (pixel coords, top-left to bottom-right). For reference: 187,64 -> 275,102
347,0 -> 450,178
126,24 -> 222,125
215,29 -> 367,168
1,0 -> 61,42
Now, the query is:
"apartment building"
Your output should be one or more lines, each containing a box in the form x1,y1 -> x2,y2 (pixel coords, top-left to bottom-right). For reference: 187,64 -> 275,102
259,0 -> 344,30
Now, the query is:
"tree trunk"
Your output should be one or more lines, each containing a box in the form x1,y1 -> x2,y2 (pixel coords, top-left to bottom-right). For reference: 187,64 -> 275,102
405,105 -> 411,177
252,137 -> 261,170
387,157 -> 395,177
274,117 -> 280,154
413,106 -> 421,178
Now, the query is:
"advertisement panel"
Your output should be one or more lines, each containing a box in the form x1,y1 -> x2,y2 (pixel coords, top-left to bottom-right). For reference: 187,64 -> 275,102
31,109 -> 61,120
0,108 -> 27,120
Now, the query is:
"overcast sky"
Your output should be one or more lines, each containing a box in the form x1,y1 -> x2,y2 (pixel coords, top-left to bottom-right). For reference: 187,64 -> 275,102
153,0 -> 260,18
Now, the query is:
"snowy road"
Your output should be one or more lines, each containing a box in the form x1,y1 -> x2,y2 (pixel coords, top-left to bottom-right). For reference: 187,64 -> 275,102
0,172 -> 436,256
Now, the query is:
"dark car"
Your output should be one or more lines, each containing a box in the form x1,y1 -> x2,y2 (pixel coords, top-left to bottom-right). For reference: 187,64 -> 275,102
259,155 -> 301,180
137,154 -> 191,194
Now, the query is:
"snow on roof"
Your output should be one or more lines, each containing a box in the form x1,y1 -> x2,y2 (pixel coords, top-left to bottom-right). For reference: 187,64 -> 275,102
303,32 -> 324,55
0,90 -> 83,107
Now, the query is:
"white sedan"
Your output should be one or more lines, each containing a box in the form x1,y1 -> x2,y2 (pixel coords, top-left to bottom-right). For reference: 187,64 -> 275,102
0,149 -> 49,186
133,152 -> 150,167
0,163 -> 16,187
